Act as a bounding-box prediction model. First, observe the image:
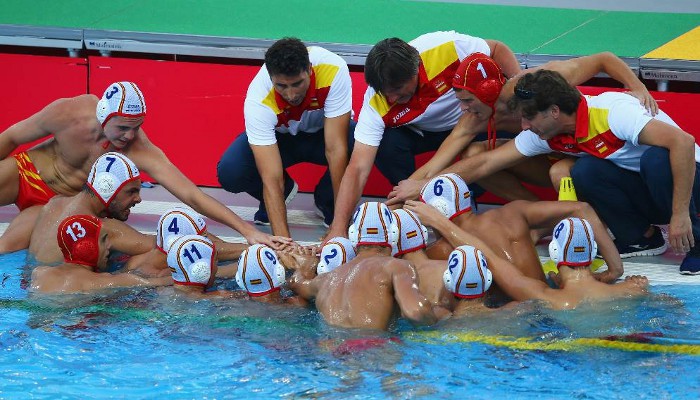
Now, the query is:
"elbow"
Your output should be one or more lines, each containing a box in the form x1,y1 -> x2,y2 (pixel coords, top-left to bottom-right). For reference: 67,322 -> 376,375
680,131 -> 696,148
404,303 -> 438,326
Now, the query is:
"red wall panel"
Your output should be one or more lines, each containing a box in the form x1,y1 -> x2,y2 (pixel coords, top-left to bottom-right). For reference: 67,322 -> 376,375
0,53 -> 87,153
83,56 -> 700,202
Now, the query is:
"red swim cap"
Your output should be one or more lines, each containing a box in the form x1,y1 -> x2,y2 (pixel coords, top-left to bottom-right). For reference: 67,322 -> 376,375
453,52 -> 505,107
453,53 -> 506,150
57,215 -> 102,270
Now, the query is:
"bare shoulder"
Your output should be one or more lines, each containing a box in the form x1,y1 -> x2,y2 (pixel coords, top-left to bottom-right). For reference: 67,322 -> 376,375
43,94 -> 100,136
615,275 -> 649,295
385,257 -> 416,275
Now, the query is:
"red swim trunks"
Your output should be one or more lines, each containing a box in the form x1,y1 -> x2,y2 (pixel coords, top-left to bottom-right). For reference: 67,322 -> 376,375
14,152 -> 57,210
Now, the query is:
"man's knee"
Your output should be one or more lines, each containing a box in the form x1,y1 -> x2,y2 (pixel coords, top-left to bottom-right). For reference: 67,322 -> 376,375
640,147 -> 671,182
570,157 -> 605,192
549,158 -> 576,188
216,134 -> 258,192
374,129 -> 417,182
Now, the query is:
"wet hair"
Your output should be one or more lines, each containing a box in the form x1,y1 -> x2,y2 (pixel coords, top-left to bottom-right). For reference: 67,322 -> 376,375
264,37 -> 311,77
364,37 -> 420,93
508,70 -> 581,119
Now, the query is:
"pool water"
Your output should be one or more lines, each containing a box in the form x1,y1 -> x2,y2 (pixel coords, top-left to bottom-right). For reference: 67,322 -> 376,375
1,250 -> 699,399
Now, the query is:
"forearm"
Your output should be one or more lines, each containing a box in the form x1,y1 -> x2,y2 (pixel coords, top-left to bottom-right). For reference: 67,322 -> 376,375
330,166 -> 369,233
262,176 -> 290,237
567,203 -> 622,280
326,149 -> 348,201
598,52 -> 646,91
191,192 -> 257,238
288,271 -> 316,300
670,142 -> 695,217
442,156 -> 485,185
0,127 -> 21,159
487,39 -> 521,78
410,132 -> 474,180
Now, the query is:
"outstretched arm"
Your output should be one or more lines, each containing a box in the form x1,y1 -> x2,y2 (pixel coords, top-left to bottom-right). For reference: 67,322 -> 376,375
516,200 -> 623,282
390,260 -> 437,326
251,142 -> 290,237
541,52 -> 657,114
93,271 -> 172,290
287,267 -> 321,300
388,135 -> 528,206
325,142 -> 378,241
102,219 -> 155,256
324,113 -> 351,202
404,200 -> 550,302
486,39 -> 521,78
125,134 -> 291,250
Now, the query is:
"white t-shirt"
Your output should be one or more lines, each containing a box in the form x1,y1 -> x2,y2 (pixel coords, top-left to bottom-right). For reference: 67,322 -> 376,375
244,46 -> 352,146
354,31 -> 491,147
514,92 -> 700,172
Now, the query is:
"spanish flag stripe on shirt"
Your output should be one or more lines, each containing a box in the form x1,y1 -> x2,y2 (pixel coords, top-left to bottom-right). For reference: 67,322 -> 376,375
546,96 -> 627,159
260,66 -> 337,129
370,41 -> 461,126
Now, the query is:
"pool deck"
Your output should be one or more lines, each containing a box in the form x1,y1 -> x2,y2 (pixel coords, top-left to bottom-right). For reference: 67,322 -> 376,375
3,184 -> 697,286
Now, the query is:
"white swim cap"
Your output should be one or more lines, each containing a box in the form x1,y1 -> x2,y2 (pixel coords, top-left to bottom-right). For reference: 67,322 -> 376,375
420,173 -> 472,220
236,244 -> 285,296
86,152 -> 140,207
392,209 -> 428,257
156,207 -> 207,253
167,235 -> 216,287
443,245 -> 492,299
317,237 -> 357,275
548,218 -> 597,269
347,202 -> 399,248
96,81 -> 147,127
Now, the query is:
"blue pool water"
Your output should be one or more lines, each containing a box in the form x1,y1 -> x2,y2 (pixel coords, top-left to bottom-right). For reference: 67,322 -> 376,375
1,250 -> 699,399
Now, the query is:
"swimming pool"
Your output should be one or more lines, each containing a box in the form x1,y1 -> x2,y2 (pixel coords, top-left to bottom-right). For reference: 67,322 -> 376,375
2,250 -> 699,399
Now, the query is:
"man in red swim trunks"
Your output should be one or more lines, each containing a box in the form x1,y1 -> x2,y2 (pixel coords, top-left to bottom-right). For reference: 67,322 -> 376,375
0,81 -> 289,252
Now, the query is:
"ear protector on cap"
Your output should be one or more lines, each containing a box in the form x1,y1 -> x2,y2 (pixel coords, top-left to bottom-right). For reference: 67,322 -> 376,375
391,208 -> 429,257
347,202 -> 399,248
443,245 -> 493,299
167,234 -> 216,287
317,237 -> 357,275
236,244 -> 286,296
156,207 -> 207,254
548,218 -> 597,269
452,52 -> 506,107
57,214 -> 103,270
420,173 -> 472,220
96,81 -> 147,127
452,52 -> 506,150
86,152 -> 140,208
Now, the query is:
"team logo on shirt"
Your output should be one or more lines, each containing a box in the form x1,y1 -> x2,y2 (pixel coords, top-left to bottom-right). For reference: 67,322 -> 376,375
392,107 -> 411,124
434,79 -> 447,94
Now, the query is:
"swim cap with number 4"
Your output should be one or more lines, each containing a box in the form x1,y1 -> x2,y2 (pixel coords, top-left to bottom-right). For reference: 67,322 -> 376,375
156,207 -> 207,253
